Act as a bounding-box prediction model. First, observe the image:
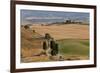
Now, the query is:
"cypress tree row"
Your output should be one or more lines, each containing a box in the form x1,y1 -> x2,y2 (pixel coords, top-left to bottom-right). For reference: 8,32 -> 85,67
43,33 -> 59,56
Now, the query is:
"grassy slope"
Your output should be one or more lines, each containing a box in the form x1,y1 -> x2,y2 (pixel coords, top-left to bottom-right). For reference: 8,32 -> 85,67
57,39 -> 89,58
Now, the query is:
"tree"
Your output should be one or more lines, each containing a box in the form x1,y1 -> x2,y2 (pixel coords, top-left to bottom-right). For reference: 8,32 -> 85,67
51,49 -> 56,56
24,25 -> 29,29
50,43 -> 59,56
50,40 -> 55,50
54,43 -> 59,55
32,30 -> 36,33
45,33 -> 51,40
43,41 -> 47,50
65,19 -> 71,24
45,33 -> 51,48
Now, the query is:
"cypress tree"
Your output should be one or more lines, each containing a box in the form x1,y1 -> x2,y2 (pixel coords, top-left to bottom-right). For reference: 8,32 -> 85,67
50,40 -> 55,50
50,43 -> 59,56
54,43 -> 59,55
43,41 -> 47,50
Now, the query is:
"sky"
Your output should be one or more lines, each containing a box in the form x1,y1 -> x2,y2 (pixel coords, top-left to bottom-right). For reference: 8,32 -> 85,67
21,9 -> 90,25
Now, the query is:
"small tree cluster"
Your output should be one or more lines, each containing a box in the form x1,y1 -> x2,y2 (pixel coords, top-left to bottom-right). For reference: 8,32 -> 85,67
24,25 -> 30,29
65,20 -> 71,24
43,33 -> 59,56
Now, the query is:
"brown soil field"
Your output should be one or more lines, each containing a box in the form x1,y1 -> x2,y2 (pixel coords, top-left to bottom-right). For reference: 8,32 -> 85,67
31,24 -> 89,40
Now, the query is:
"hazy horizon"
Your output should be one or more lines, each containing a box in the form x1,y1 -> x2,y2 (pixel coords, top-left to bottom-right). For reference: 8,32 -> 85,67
21,9 -> 90,25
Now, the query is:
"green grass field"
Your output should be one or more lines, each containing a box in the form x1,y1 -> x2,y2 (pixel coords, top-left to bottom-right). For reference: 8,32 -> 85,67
57,39 -> 89,59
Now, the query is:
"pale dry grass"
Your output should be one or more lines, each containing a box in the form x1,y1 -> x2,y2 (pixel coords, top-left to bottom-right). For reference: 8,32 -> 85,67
21,48 -> 50,62
21,48 -> 42,58
21,56 -> 49,62
31,24 -> 89,40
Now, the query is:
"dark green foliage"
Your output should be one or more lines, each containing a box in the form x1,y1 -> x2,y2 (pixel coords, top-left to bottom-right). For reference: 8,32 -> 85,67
55,43 -> 58,50
54,43 -> 59,54
51,50 -> 56,56
50,43 -> 59,56
50,40 -> 55,50
43,41 -> 47,50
